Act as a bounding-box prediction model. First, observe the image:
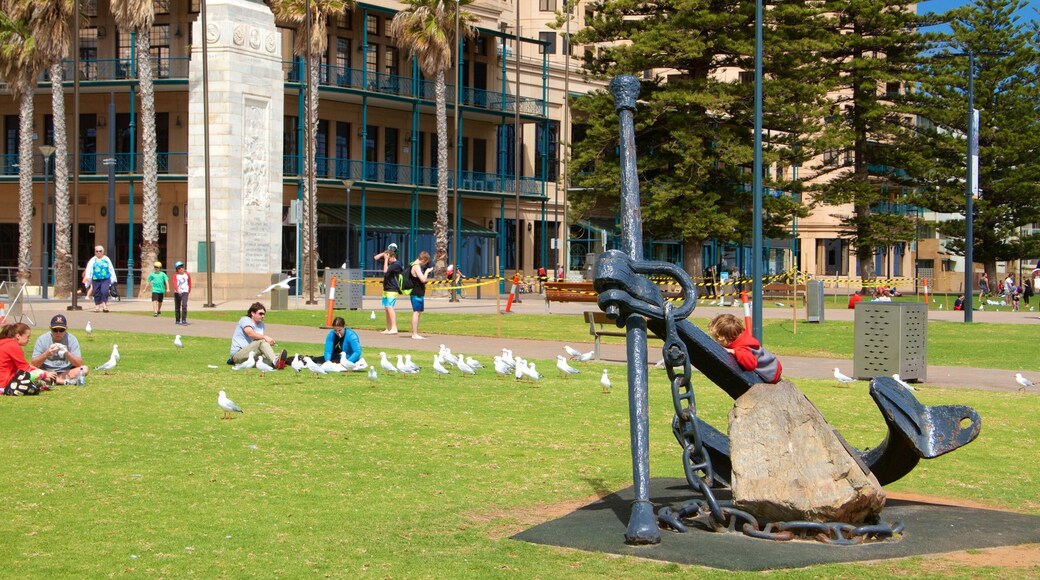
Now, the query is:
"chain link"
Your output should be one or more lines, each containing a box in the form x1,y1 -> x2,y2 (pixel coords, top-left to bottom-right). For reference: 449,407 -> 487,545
658,303 -> 904,545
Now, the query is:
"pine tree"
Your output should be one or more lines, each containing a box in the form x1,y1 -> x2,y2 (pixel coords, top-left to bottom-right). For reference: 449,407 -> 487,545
908,0 -> 1040,283
567,0 -> 826,276
807,0 -> 927,282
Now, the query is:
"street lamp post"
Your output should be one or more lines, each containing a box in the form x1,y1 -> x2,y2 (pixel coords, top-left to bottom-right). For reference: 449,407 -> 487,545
343,180 -> 354,267
963,51 -> 977,323
103,156 -> 117,257
751,0 -> 764,340
39,145 -> 56,299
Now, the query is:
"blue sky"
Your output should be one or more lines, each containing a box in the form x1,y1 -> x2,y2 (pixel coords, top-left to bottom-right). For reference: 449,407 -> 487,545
916,0 -> 1039,20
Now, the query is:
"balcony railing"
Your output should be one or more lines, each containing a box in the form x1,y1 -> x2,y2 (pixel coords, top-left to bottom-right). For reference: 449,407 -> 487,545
34,57 -> 191,84
1,152 -> 188,176
284,62 -> 545,115
283,155 -> 546,197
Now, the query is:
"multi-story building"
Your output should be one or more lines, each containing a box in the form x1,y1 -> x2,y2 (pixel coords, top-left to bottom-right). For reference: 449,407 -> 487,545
0,0 -> 605,296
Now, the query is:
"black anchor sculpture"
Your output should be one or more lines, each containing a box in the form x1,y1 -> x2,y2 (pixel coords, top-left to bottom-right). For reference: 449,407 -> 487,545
598,75 -> 981,545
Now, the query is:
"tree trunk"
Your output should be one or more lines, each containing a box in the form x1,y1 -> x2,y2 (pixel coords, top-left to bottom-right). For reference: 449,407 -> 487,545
433,70 -> 449,276
306,58 -> 320,299
137,30 -> 159,296
16,89 -> 34,285
51,62 -> 74,299
683,238 -> 703,292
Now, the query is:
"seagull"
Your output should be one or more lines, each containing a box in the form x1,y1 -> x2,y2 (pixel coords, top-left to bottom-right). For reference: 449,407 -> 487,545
367,366 -> 378,382
556,355 -> 580,377
938,303 -> 944,310
440,348 -> 460,367
564,345 -> 583,359
218,390 -> 243,419
464,356 -> 483,369
290,354 -> 305,374
338,352 -> 357,371
304,356 -> 327,376
601,369 -> 612,394
321,359 -> 347,373
404,354 -> 421,373
514,359 -> 526,381
432,355 -> 450,377
370,311 -> 376,320
256,357 -> 275,375
523,361 -> 542,382
774,302 -> 786,308
256,277 -> 296,296
1015,373 -> 1035,392
577,350 -> 595,363
379,352 -> 399,375
95,345 -> 120,374
232,351 -> 257,372
494,356 -> 512,377
891,373 -> 918,392
85,321 -> 92,335
833,368 -> 855,386
456,358 -> 477,377
174,335 -> 184,348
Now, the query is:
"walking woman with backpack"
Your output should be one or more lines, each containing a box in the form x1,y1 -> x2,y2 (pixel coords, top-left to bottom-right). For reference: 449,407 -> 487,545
82,246 -> 117,313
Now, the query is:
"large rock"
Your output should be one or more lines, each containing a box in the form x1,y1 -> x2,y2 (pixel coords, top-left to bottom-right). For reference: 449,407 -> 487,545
729,381 -> 886,524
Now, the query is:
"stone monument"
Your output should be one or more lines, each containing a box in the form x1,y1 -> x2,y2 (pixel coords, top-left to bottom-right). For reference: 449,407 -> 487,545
186,0 -> 284,300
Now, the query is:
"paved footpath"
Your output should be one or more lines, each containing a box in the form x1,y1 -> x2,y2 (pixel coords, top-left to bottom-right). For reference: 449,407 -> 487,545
18,292 -> 1039,393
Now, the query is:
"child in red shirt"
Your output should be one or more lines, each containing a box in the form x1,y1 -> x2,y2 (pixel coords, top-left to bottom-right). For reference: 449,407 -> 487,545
708,314 -> 782,383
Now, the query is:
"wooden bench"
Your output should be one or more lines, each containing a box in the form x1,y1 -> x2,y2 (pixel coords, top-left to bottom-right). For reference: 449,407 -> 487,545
584,310 -> 663,360
544,282 -> 598,312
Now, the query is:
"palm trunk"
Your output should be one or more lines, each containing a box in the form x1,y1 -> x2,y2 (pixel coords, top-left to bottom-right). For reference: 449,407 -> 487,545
305,58 -> 320,299
51,62 -> 74,298
137,31 -> 160,295
434,70 -> 449,275
16,89 -> 34,285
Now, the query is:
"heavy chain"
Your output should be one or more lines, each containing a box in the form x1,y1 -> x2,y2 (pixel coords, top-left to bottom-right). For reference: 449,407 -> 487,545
657,303 -> 904,544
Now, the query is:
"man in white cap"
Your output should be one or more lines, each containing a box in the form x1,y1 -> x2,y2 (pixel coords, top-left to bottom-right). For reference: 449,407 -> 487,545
31,314 -> 89,385
374,243 -> 403,333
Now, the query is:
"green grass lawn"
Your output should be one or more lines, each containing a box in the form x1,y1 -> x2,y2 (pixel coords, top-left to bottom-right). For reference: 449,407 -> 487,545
180,308 -> 1040,371
3,330 -> 1038,577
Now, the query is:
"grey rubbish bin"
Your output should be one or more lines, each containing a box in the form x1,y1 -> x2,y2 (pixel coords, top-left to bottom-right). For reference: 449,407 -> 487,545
324,268 -> 363,310
269,274 -> 288,310
806,279 -> 825,323
853,302 -> 927,382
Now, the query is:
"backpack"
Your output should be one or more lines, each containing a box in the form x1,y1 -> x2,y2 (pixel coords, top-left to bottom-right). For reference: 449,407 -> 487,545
397,260 -> 421,296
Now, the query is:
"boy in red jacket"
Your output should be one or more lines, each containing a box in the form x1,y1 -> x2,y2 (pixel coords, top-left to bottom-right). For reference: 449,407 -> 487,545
707,314 -> 782,384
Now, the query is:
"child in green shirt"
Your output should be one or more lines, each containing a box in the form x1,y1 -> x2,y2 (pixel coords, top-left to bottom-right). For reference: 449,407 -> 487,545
147,261 -> 171,317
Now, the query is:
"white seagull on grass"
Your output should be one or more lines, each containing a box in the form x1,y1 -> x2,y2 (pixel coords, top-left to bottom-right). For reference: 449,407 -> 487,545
601,369 -> 612,394
95,344 -> 120,374
556,355 -> 580,377
174,335 -> 184,348
232,351 -> 256,372
304,356 -> 327,376
564,345 -> 582,359
218,390 -> 243,419
433,355 -> 450,377
85,321 -> 92,336
255,357 -> 275,375
833,368 -> 855,386
379,352 -> 399,375
1015,373 -> 1035,392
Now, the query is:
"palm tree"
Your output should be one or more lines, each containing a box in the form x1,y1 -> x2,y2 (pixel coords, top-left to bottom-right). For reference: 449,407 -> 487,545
0,1 -> 43,286
390,0 -> 476,276
110,0 -> 157,296
271,0 -> 351,300
32,0 -> 74,298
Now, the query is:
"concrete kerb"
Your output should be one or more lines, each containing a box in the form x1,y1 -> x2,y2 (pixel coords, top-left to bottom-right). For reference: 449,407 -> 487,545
20,295 -> 1036,393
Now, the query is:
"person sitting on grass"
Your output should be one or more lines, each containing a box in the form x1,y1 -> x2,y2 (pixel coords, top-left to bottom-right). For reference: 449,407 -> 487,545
1,322 -> 56,395
707,313 -> 782,384
312,316 -> 362,365
30,315 -> 89,386
229,302 -> 287,369
953,294 -> 965,311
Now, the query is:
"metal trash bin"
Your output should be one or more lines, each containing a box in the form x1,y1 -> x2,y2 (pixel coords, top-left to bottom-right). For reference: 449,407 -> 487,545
269,274 -> 288,310
806,279 -> 825,323
853,302 -> 927,382
324,268 -> 363,310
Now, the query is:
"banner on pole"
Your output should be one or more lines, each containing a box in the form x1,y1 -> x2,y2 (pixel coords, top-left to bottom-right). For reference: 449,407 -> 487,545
970,108 -> 980,198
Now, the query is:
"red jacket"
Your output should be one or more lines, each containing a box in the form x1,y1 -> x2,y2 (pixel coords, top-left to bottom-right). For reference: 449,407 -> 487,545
729,332 -> 782,384
848,293 -> 863,309
0,338 -> 33,387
